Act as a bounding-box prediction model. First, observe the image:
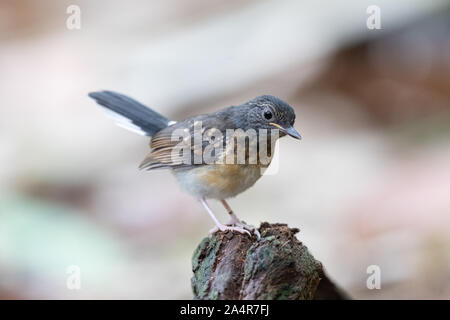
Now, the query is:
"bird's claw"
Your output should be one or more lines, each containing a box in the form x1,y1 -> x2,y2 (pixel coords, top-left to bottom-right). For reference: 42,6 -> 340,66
209,225 -> 252,237
210,221 -> 261,240
233,222 -> 261,240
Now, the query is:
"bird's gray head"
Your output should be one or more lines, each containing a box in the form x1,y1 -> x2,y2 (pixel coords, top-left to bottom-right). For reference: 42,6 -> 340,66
236,95 -> 301,139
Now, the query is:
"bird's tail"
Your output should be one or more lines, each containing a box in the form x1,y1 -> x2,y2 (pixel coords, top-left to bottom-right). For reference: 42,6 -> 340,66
88,90 -> 171,136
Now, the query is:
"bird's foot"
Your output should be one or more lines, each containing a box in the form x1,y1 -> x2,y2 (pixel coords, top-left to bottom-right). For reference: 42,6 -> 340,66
209,224 -> 252,237
209,218 -> 261,240
232,221 -> 261,240
224,213 -> 261,240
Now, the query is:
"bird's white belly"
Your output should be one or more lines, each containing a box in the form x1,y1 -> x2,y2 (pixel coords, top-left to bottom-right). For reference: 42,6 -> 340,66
173,165 -> 263,199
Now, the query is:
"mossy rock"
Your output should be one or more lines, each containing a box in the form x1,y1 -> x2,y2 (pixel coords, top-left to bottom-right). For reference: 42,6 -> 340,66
191,222 -> 326,300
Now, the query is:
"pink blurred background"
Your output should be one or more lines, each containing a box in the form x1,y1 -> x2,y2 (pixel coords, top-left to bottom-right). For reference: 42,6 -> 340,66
0,0 -> 449,299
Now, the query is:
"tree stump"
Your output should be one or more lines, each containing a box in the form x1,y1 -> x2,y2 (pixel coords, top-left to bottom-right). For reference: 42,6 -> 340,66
191,222 -> 348,300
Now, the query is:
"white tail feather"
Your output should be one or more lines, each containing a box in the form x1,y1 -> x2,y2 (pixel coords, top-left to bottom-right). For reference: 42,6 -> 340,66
102,108 -> 147,136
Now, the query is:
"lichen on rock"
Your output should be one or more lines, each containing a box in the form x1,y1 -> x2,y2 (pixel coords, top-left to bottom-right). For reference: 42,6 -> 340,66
191,222 -> 342,300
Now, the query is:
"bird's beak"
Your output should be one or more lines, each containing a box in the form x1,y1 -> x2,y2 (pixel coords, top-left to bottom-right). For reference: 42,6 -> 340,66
270,123 -> 302,140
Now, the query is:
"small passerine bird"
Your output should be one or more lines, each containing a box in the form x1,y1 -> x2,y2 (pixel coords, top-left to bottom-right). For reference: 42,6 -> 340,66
89,91 -> 301,239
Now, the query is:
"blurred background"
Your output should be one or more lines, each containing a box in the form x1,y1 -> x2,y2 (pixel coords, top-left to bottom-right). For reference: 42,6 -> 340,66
1,0 -> 449,299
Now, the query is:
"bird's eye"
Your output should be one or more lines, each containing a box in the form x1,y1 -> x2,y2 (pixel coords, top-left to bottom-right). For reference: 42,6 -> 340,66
263,110 -> 273,120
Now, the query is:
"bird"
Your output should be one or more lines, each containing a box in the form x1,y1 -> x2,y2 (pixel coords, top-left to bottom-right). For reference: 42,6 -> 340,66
88,91 -> 301,239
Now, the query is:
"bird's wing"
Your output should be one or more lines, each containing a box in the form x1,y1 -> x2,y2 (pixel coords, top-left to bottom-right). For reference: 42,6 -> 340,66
139,114 -> 230,170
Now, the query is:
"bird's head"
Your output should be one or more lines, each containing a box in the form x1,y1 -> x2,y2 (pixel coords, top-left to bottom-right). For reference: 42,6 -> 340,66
242,95 -> 302,140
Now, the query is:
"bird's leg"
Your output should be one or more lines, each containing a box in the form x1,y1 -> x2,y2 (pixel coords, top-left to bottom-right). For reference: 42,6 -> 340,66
221,199 -> 261,240
200,198 -> 251,237
220,199 -> 240,225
